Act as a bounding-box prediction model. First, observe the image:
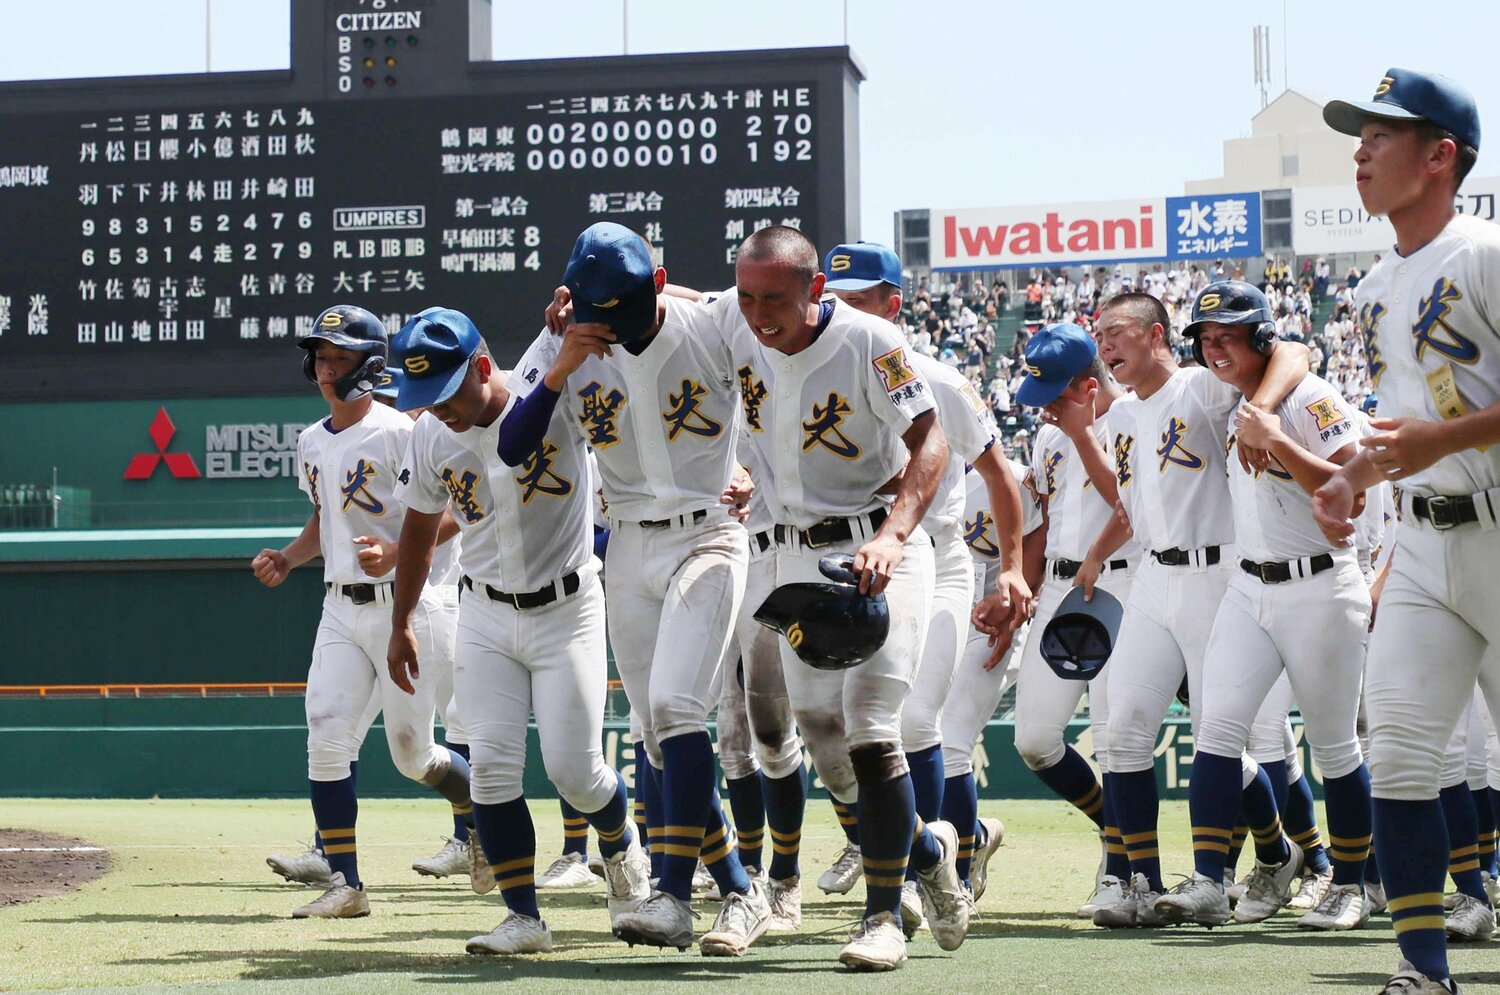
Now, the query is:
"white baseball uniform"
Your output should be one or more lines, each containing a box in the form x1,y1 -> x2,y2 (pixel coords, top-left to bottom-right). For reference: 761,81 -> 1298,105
903,352 -> 1002,754
941,458 -> 1044,780
297,402 -> 451,783
1012,405 -> 1141,775
394,395 -> 618,811
1358,214 -> 1500,800
513,296 -> 749,761
1195,375 -> 1370,781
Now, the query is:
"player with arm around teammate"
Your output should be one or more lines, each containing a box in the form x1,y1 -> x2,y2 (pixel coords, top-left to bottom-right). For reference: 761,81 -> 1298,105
1153,281 -> 1374,931
385,308 -> 649,955
1313,68 -> 1500,995
251,305 -> 476,919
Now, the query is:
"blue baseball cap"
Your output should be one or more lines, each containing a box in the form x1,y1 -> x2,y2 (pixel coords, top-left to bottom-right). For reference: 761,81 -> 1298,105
563,222 -> 658,343
372,364 -> 404,400
1324,68 -> 1480,151
823,241 -> 902,291
1016,323 -> 1098,408
390,307 -> 483,410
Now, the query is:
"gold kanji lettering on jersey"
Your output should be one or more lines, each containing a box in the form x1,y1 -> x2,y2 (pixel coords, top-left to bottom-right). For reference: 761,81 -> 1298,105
1157,417 -> 1204,471
662,378 -> 723,441
577,381 -> 626,448
516,441 -> 573,503
342,459 -> 385,514
441,467 -> 487,523
802,392 -> 861,459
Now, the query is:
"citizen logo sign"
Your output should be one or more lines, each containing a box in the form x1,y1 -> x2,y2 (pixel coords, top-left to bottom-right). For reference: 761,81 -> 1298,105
333,206 -> 426,231
335,11 -> 422,31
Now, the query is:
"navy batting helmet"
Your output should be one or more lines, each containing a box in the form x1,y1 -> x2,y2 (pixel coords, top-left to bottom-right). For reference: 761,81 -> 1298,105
1038,586 -> 1124,681
754,554 -> 890,671
299,305 -> 389,401
1182,280 -> 1277,367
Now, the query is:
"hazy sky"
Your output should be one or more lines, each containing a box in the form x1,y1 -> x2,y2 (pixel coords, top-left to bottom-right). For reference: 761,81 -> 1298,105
3,0 -> 1499,244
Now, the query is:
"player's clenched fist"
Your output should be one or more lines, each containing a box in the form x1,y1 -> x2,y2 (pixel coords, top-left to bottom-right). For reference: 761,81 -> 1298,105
251,548 -> 291,587
353,535 -> 395,577
386,623 -> 421,695
1312,474 -> 1358,546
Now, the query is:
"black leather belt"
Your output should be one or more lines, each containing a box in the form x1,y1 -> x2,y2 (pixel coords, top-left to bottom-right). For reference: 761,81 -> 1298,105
1406,493 -> 1481,531
325,582 -> 390,605
751,529 -> 772,554
1051,558 -> 1129,580
1150,545 -> 1222,567
638,508 -> 708,529
1240,553 -> 1335,584
462,572 -> 580,610
774,507 -> 889,549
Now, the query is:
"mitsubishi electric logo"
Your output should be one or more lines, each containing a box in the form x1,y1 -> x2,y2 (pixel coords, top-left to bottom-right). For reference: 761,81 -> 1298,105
123,408 -> 202,480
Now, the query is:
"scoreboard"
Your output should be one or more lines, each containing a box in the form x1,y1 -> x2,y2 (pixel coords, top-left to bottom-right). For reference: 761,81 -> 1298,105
0,1 -> 863,401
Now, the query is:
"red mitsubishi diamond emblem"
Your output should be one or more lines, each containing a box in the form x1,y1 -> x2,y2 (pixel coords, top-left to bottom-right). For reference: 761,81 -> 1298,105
123,407 -> 202,480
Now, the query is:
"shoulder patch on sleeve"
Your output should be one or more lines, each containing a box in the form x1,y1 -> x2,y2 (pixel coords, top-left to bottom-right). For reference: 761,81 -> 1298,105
873,346 -> 917,392
1305,395 -> 1347,432
959,381 -> 988,415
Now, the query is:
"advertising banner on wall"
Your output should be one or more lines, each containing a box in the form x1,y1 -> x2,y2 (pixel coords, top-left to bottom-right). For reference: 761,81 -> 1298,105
1293,178 -> 1500,256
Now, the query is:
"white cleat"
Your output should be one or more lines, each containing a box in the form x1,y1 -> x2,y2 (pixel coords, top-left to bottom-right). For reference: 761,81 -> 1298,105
267,843 -> 331,886
838,911 -> 908,972
1487,870 -> 1500,907
588,853 -> 606,879
1366,879 -> 1388,915
765,875 -> 803,931
969,817 -> 1005,904
700,879 -> 772,956
614,890 -> 697,950
291,871 -> 369,919
1297,882 -> 1370,931
537,852 -> 597,890
899,880 -> 926,939
1233,839 -> 1304,924
1094,872 -> 1164,929
1289,864 -> 1333,911
818,842 -> 863,895
603,838 -> 652,926
692,860 -> 717,894
1226,869 -> 1252,907
412,836 -> 470,879
1153,873 -> 1231,927
465,912 -> 554,955
1445,893 -> 1496,942
1377,959 -> 1463,994
1078,874 -> 1127,919
468,835 -> 497,896
916,820 -> 972,951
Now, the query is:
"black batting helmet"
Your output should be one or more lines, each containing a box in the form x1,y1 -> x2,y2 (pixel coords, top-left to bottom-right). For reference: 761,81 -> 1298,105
1038,586 -> 1124,681
1182,280 -> 1277,366
754,554 -> 890,671
299,305 -> 389,401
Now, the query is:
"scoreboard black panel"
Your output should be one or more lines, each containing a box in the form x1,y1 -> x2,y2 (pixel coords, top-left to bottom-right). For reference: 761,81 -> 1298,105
0,2 -> 861,401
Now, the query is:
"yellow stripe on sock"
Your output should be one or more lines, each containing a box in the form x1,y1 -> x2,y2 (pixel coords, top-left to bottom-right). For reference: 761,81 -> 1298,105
1392,915 -> 1447,935
1328,834 -> 1372,848
1071,785 -> 1101,807
1194,841 -> 1231,855
864,855 -> 908,871
663,825 -> 708,838
1290,828 -> 1323,846
597,823 -> 627,843
495,873 -> 535,891
1451,858 -> 1482,874
321,843 -> 357,855
319,827 -> 356,840
702,839 -> 732,864
1450,844 -> 1479,859
1121,832 -> 1158,845
656,843 -> 703,858
865,873 -> 906,888
1387,892 -> 1444,914
452,804 -> 473,816
648,827 -> 666,838
702,826 -> 727,849
1126,848 -> 1160,860
1193,826 -> 1234,840
490,856 -> 533,875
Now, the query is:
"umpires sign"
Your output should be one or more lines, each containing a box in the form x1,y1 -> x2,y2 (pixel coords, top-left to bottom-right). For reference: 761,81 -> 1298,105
0,1 -> 862,403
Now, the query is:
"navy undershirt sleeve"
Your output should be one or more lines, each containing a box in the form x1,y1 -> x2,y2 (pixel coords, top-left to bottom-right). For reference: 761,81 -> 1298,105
496,382 -> 561,466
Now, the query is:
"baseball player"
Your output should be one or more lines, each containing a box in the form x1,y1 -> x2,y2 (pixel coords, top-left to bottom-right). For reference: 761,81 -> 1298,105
1437,690 -> 1496,941
1079,291 -> 1310,928
983,322 -> 1142,919
1152,281 -> 1373,931
817,242 -> 1031,930
940,455 -> 1045,899
250,305 -> 476,919
385,307 -> 650,954
500,223 -> 771,955
710,226 -> 972,971
1313,68 -> 1499,995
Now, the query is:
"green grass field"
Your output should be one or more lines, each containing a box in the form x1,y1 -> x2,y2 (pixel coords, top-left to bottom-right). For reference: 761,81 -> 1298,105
3,798 -> 1496,994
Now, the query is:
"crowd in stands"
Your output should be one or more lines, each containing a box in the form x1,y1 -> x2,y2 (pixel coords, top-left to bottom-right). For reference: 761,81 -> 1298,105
895,256 -> 1376,463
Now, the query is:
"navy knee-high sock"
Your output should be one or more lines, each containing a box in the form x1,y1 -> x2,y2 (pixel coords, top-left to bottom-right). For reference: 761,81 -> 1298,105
1260,758 -> 1289,812
642,755 -> 665,879
1474,786 -> 1497,877
1188,751 -> 1244,882
724,772 -> 765,872
1111,768 -> 1162,892
1322,765 -> 1372,887
655,732 -> 716,901
1374,798 -> 1451,985
854,754 -> 918,921
1033,746 -> 1105,829
1284,768 -> 1331,874
444,742 -> 472,842
1243,764 -> 1290,866
580,769 -> 633,859
1439,783 -> 1486,901
699,789 -> 752,897
310,775 -> 360,888
559,797 -> 589,857
830,797 -> 860,845
762,764 -> 807,882
906,745 -> 945,823
472,797 -> 539,920
942,772 -> 980,885
1101,774 -> 1130,880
